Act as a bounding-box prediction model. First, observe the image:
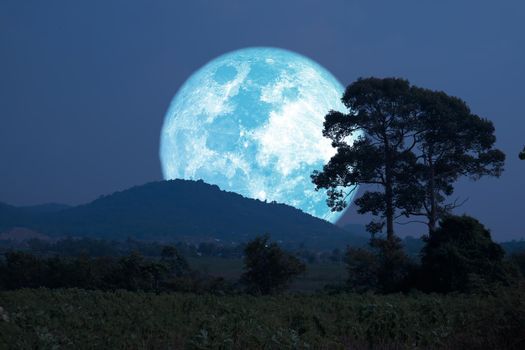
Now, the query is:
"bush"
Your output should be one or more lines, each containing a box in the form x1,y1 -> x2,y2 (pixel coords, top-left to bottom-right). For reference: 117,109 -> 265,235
419,215 -> 519,293
241,235 -> 305,294
345,237 -> 414,293
344,247 -> 378,292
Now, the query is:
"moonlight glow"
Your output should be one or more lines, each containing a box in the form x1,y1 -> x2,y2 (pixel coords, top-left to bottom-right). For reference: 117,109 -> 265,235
160,47 -> 358,222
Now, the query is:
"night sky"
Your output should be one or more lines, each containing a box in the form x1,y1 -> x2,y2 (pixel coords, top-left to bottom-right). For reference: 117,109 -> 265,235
1,1 -> 524,240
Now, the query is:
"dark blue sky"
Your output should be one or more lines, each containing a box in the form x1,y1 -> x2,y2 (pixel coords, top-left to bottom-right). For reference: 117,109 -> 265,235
1,1 -> 524,240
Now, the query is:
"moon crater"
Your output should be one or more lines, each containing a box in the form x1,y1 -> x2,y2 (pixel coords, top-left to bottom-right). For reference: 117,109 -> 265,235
160,47 -> 358,222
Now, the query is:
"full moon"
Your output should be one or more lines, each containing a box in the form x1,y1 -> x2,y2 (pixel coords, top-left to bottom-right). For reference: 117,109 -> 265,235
160,47 -> 358,223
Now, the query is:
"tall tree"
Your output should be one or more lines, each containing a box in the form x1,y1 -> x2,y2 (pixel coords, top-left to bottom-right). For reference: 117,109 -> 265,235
399,88 -> 505,233
312,78 -> 418,240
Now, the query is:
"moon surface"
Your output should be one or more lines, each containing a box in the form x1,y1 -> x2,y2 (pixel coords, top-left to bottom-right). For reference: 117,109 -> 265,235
160,47 -> 358,222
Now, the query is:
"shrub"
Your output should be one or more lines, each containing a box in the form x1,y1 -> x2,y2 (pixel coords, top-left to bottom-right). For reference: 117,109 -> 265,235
419,215 -> 518,293
241,235 -> 305,294
345,237 -> 414,293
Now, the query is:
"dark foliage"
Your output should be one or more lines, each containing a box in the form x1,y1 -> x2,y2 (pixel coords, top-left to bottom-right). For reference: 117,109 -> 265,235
161,245 -> 190,276
520,146 -> 525,160
0,248 -> 235,294
345,237 -> 414,293
0,237 -> 251,260
241,235 -> 305,294
419,215 -> 519,293
400,87 -> 505,233
344,247 -> 379,292
370,237 -> 415,293
2,288 -> 524,349
510,251 -> 525,277
312,77 -> 417,240
313,77 -> 505,239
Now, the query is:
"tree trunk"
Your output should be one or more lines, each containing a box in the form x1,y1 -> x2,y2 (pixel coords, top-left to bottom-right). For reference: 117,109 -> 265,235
383,136 -> 395,241
385,176 -> 395,241
427,155 -> 437,235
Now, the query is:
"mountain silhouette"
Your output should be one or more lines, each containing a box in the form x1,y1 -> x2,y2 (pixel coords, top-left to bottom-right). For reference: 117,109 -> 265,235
0,180 -> 364,249
20,203 -> 72,213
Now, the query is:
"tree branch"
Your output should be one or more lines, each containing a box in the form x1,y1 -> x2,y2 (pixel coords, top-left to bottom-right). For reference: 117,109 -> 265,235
396,220 -> 428,225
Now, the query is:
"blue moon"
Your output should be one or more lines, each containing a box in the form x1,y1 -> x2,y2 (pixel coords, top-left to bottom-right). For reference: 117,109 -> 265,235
160,47 -> 358,223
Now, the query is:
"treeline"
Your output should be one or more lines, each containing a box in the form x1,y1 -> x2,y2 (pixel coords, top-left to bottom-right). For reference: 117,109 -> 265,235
1,234 -> 523,265
0,247 -> 234,294
0,235 -> 421,265
0,238 -> 245,259
1,218 -> 525,295
0,235 -> 307,295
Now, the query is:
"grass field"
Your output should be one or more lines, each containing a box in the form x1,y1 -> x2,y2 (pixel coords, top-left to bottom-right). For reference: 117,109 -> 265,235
1,287 -> 524,349
187,257 -> 347,292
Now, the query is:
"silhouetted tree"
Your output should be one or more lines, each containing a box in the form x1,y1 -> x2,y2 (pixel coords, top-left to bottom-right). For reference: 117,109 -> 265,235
312,78 -> 418,241
314,78 -> 506,239
0,252 -> 46,289
419,215 -> 518,293
0,251 -> 216,293
345,239 -> 413,293
372,237 -> 414,293
143,261 -> 169,294
398,88 -> 505,233
520,146 -> 525,160
241,235 -> 305,294
345,247 -> 379,292
116,252 -> 157,291
161,245 -> 190,276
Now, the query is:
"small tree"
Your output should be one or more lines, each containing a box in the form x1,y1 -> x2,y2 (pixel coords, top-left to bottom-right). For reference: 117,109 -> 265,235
345,247 -> 379,292
161,245 -> 190,276
419,215 -> 517,293
241,235 -> 305,294
345,240 -> 413,293
117,252 -> 152,291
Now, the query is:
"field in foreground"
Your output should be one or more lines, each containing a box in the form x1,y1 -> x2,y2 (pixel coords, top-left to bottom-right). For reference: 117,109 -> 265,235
187,257 -> 347,292
1,288 -> 524,350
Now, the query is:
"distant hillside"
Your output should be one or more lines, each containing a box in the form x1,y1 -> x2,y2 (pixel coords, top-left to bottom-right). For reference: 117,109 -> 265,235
0,180 -> 362,249
20,203 -> 71,213
0,202 -> 34,228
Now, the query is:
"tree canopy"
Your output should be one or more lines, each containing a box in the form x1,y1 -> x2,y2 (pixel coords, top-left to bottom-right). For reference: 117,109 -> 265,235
312,78 -> 418,240
400,87 -> 505,233
345,236 -> 413,294
241,235 -> 305,294
419,215 -> 517,293
313,77 -> 505,237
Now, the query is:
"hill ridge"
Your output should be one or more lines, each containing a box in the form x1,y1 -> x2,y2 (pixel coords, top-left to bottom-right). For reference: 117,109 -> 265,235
0,179 -> 365,249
